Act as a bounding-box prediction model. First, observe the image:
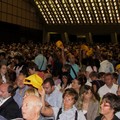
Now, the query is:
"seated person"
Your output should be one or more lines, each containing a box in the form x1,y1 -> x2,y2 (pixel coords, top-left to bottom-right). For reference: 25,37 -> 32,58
95,93 -> 120,120
0,83 -> 21,119
39,88 -> 86,120
22,95 -> 42,120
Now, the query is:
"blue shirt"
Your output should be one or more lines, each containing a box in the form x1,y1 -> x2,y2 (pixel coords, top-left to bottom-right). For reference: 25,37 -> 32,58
13,85 -> 29,108
34,54 -> 47,71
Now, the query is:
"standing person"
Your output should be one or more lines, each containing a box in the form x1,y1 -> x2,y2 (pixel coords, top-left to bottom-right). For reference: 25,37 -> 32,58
34,49 -> 47,71
95,93 -> 120,120
39,88 -> 86,120
98,73 -> 118,98
99,53 -> 114,73
61,45 -> 80,80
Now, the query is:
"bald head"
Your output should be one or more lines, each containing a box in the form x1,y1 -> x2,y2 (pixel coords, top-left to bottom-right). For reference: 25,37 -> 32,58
22,95 -> 42,120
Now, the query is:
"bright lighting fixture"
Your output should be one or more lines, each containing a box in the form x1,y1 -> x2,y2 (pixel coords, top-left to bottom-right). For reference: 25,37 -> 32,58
35,1 -> 38,5
55,0 -> 58,4
42,1 -> 45,4
76,0 -> 79,3
38,5 -> 40,8
57,4 -> 60,7
69,0 -> 72,3
78,3 -> 80,7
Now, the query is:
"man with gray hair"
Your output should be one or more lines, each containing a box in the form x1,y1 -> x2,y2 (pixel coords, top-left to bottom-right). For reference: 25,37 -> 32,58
22,95 -> 42,120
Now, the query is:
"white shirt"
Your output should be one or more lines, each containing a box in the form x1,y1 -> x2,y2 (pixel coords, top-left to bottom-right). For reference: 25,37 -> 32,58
0,96 -> 11,106
99,60 -> 114,73
116,111 -> 120,119
98,84 -> 118,98
1,74 -> 7,83
53,106 -> 86,120
86,66 -> 97,73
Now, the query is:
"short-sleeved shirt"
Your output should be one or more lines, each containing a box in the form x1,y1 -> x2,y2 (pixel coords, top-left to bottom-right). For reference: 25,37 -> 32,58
52,106 -> 86,120
98,84 -> 118,98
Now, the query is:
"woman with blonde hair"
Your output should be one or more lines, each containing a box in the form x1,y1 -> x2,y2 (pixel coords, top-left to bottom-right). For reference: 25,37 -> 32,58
76,85 -> 100,120
24,87 -> 40,98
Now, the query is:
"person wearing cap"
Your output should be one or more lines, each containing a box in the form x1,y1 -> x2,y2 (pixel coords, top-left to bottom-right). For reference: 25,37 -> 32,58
116,64 -> 120,85
24,74 -> 43,89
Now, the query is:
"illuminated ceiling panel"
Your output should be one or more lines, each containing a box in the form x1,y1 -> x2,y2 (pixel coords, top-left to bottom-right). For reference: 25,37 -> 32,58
34,0 -> 120,24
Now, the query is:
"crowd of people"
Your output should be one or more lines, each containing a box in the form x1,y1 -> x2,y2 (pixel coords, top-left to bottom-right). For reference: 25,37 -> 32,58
0,41 -> 120,120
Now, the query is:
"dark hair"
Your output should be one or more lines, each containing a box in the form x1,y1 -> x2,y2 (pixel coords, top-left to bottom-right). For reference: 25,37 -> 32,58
63,88 -> 78,103
43,77 -> 55,86
77,74 -> 87,86
62,64 -> 71,73
60,72 -> 71,88
104,73 -> 113,79
0,52 -> 6,57
89,71 -> 98,78
98,72 -> 105,79
27,61 -> 39,71
112,72 -> 118,80
102,93 -> 120,113
14,55 -> 25,65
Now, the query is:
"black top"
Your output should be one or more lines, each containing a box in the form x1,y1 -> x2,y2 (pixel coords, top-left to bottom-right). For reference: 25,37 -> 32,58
95,115 -> 120,120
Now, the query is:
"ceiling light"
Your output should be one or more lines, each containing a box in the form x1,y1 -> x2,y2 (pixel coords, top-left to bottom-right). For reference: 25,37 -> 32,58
55,0 -> 58,4
38,5 -> 40,8
35,1 -> 38,5
42,1 -> 45,4
76,0 -> 79,3
69,0 -> 72,3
